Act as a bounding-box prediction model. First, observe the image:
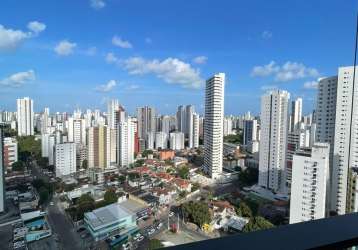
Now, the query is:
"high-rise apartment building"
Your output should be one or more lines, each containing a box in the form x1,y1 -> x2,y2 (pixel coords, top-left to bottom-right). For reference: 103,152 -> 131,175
16,97 -> 34,136
203,73 -> 225,179
331,66 -> 358,215
87,126 -> 110,169
259,90 -> 290,193
137,106 -> 156,148
192,113 -> 200,148
117,118 -> 135,167
0,127 -> 5,212
67,118 -> 86,145
3,137 -> 18,169
55,142 -> 76,177
155,131 -> 168,149
291,98 -> 302,132
169,132 -> 185,150
289,143 -> 330,224
243,119 -> 258,146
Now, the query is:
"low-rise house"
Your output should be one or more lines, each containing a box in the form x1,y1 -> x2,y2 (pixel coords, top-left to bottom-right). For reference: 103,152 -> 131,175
151,187 -> 177,206
173,178 -> 191,192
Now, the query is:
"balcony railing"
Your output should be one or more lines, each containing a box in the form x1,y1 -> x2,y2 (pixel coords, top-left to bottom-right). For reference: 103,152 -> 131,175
168,212 -> 358,250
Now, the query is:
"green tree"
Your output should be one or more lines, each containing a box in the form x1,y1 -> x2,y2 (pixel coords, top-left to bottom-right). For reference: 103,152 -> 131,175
134,159 -> 145,167
81,159 -> 88,169
178,165 -> 190,179
37,157 -> 48,168
142,149 -> 153,158
223,133 -> 243,144
104,189 -> 118,204
76,194 -> 95,220
118,175 -> 126,183
17,136 -> 41,162
38,186 -> 50,204
182,201 -> 211,227
236,202 -> 252,218
12,161 -> 25,171
2,125 -> 17,137
149,239 -> 163,250
128,172 -> 140,181
238,167 -> 258,187
191,182 -> 200,192
242,216 -> 274,233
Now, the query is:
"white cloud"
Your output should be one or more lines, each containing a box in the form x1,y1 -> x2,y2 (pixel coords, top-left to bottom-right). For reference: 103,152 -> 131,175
262,30 -> 273,40
251,61 -> 320,82
90,0 -> 106,10
95,80 -> 116,92
145,37 -> 152,44
27,21 -> 46,34
1,70 -> 35,87
303,80 -> 319,89
0,25 -> 29,51
0,21 -> 46,51
193,56 -> 208,64
54,40 -> 77,56
122,57 -> 203,89
112,36 -> 133,49
251,61 -> 279,77
105,52 -> 119,64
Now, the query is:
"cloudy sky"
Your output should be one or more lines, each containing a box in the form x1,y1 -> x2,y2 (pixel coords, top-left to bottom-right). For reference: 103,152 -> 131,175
0,0 -> 357,115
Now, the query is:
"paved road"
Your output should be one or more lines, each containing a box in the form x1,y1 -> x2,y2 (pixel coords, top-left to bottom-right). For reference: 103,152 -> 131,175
47,197 -> 83,250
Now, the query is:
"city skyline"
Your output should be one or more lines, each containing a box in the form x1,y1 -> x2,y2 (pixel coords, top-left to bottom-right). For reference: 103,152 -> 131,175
1,0 -> 357,115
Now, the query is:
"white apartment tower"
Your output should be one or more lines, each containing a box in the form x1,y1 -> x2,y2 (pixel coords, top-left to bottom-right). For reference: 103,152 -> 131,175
118,118 -> 135,167
67,118 -> 86,145
55,143 -> 76,177
16,97 -> 34,136
259,90 -> 290,193
192,113 -> 200,148
291,98 -> 302,132
332,66 -> 358,215
203,73 -> 225,179
155,131 -> 168,149
0,127 -> 5,212
289,143 -> 330,224
170,132 -> 185,150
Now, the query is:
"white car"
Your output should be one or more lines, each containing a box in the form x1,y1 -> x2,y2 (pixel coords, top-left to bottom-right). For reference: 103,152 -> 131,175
137,235 -> 144,242
157,222 -> 163,229
169,212 -> 174,217
49,202 -> 54,206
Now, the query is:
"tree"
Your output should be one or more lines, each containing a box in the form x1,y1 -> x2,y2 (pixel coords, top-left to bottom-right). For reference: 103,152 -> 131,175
142,149 -> 153,158
178,165 -> 190,179
76,194 -> 95,220
81,159 -> 88,169
104,189 -> 118,204
223,133 -> 243,144
134,159 -> 145,167
191,182 -> 200,192
149,239 -> 163,250
17,136 -> 41,162
12,161 -> 25,171
242,216 -> 274,233
38,186 -> 50,204
2,125 -> 16,137
238,167 -> 258,187
182,201 -> 211,228
118,175 -> 126,183
128,172 -> 140,181
236,202 -> 252,218
37,157 -> 48,168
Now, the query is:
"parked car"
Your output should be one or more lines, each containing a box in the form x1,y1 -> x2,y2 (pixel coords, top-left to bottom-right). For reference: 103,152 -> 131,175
137,235 -> 144,242
169,212 -> 174,217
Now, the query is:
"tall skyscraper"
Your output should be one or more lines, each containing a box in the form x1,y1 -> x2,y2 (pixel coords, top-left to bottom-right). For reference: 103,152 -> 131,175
118,118 -> 136,167
259,90 -> 290,193
169,132 -> 185,150
87,126 -> 110,169
203,73 -> 225,179
243,119 -> 258,146
155,131 -> 168,149
67,118 -> 86,145
289,143 -> 330,224
192,113 -> 200,148
55,143 -> 76,177
16,97 -> 34,136
331,66 -> 358,215
137,106 -> 156,148
291,98 -> 302,132
41,107 -> 50,134
107,99 -> 119,129
223,117 -> 233,136
0,127 -> 5,212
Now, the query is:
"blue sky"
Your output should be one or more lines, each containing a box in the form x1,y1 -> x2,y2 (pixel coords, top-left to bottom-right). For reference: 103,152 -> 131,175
0,0 -> 357,116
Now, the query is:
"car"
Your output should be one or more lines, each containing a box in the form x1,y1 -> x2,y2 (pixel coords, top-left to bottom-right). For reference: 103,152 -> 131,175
49,202 -> 54,206
133,233 -> 141,240
77,227 -> 86,233
122,242 -> 130,250
137,235 -> 144,242
156,222 -> 163,229
169,212 -> 174,217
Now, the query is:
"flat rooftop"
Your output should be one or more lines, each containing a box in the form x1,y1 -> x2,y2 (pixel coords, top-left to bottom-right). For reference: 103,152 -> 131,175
118,199 -> 147,214
85,203 -> 134,230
